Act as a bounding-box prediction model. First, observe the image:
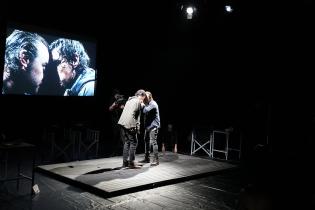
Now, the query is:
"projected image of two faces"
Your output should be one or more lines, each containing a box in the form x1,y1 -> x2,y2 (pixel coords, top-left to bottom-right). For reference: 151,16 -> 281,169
2,29 -> 96,96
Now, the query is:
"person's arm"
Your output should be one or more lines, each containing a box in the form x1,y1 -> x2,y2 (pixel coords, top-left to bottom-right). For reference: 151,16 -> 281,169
109,102 -> 117,111
131,99 -> 141,133
136,103 -> 142,133
140,102 -> 145,109
143,102 -> 156,114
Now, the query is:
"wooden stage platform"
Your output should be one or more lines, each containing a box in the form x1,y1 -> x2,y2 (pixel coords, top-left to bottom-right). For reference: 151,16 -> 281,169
36,152 -> 237,198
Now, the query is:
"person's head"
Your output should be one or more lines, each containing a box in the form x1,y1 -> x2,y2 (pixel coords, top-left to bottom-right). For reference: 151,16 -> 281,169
135,89 -> 147,103
3,30 -> 49,94
112,89 -> 120,97
115,94 -> 125,106
49,38 -> 90,88
145,91 -> 153,102
167,123 -> 173,132
114,93 -> 123,100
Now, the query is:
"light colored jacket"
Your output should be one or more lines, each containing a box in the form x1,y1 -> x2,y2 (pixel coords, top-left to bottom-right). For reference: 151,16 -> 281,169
118,96 -> 142,130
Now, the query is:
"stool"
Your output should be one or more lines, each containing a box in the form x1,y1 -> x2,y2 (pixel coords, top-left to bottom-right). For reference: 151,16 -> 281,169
0,142 -> 36,194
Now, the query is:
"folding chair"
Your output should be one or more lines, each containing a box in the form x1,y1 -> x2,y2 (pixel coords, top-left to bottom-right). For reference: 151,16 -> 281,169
40,125 -> 57,163
227,129 -> 242,160
78,128 -> 100,160
51,126 -> 76,162
190,128 -> 212,158
211,129 -> 230,160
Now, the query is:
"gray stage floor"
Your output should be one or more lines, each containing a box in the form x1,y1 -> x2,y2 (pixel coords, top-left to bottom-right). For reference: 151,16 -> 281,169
36,152 -> 236,197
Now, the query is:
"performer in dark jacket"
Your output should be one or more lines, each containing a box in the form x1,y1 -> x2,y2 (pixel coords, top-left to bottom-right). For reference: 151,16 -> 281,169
140,91 -> 161,166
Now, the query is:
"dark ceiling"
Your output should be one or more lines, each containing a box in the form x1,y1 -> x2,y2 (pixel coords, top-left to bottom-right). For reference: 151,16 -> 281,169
0,1 -> 314,149
0,0 -> 314,113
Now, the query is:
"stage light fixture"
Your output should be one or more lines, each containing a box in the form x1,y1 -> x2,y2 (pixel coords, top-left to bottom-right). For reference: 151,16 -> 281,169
186,6 -> 194,15
225,5 -> 233,13
184,5 -> 197,19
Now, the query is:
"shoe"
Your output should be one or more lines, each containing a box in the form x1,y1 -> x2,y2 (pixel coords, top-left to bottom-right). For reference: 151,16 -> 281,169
128,161 -> 142,169
150,155 -> 159,166
122,160 -> 129,167
150,160 -> 159,166
139,158 -> 150,163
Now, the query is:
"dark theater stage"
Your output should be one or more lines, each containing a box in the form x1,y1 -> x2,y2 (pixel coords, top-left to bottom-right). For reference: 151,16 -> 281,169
36,152 -> 236,198
1,0 -> 315,209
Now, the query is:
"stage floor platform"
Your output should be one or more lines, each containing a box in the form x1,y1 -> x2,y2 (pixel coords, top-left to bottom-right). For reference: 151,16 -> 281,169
36,152 -> 237,198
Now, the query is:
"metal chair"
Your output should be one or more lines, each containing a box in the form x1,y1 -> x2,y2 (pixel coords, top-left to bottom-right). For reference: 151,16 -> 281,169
43,122 -> 77,163
211,127 -> 242,161
190,128 -> 212,158
211,129 -> 229,160
78,128 -> 100,160
51,126 -> 76,162
227,129 -> 242,160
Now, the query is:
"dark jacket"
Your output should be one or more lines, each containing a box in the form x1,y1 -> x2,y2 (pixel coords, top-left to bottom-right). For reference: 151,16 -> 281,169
143,100 -> 160,130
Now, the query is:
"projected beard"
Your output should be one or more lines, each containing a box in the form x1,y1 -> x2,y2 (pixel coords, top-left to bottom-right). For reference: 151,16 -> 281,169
25,62 -> 44,94
51,49 -> 78,89
53,60 -> 77,90
19,43 -> 49,94
14,65 -> 42,95
19,66 -> 40,95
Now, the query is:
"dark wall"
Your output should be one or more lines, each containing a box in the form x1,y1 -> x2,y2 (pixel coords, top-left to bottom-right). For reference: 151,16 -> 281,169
0,0 -> 314,159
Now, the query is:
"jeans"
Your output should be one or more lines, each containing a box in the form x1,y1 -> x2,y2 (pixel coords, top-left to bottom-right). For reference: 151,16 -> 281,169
144,127 -> 159,157
121,127 -> 138,162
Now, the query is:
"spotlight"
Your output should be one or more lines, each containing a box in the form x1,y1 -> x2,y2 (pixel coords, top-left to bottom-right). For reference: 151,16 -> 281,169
225,5 -> 233,13
186,6 -> 194,15
181,4 -> 197,20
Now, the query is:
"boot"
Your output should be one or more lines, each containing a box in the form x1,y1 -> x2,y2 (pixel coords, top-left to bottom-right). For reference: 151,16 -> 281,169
150,154 -> 159,166
139,153 -> 150,163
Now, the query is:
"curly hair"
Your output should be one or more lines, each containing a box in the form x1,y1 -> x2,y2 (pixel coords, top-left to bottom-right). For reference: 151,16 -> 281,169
49,38 -> 90,73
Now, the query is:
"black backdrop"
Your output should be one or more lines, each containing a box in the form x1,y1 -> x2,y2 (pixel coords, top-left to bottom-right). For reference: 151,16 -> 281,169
0,0 -> 314,159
